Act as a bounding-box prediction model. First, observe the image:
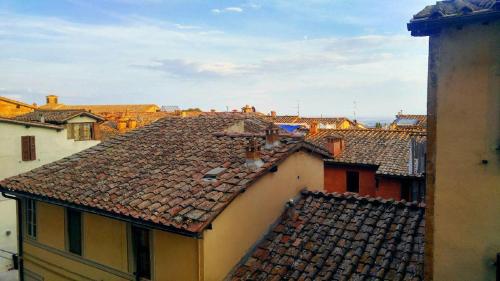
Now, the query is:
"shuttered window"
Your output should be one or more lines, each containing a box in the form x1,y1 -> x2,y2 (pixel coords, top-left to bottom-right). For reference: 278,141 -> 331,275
132,226 -> 151,280
21,136 -> 36,161
25,199 -> 37,239
67,209 -> 82,256
67,123 -> 97,141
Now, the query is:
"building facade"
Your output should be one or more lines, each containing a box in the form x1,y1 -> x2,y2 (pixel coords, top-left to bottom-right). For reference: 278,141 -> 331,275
408,1 -> 500,280
0,96 -> 36,118
307,128 -> 426,202
0,111 -> 103,272
0,114 -> 328,281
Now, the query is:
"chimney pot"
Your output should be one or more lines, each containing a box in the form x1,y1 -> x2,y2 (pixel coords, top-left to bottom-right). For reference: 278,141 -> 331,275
265,124 -> 280,149
309,121 -> 319,135
326,135 -> 345,158
245,138 -> 263,169
271,111 -> 277,118
117,117 -> 128,132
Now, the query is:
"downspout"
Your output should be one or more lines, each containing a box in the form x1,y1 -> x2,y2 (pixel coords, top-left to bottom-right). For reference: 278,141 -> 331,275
2,192 -> 23,281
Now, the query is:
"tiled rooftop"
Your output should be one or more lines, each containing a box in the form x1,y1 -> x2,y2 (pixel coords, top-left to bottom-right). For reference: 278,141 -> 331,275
264,115 -> 355,129
0,114 -> 328,234
0,117 -> 64,130
39,103 -> 160,113
15,109 -> 105,124
230,190 -> 425,281
408,0 -> 500,36
391,114 -> 427,131
306,129 -> 426,177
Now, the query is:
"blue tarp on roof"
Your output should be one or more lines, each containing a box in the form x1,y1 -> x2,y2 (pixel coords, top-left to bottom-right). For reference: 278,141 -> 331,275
279,124 -> 301,133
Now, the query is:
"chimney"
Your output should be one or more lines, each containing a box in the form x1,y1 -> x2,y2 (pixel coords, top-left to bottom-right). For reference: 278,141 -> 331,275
117,117 -> 128,132
326,135 -> 345,158
210,109 -> 216,113
264,124 -> 280,149
127,118 -> 137,129
245,138 -> 263,169
46,95 -> 58,105
270,111 -> 277,118
309,121 -> 319,135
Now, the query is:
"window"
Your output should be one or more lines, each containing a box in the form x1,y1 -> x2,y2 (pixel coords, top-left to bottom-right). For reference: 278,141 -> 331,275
21,136 -> 36,161
66,209 -> 82,255
346,171 -> 359,193
25,199 -> 37,239
67,123 -> 96,141
131,226 -> 151,280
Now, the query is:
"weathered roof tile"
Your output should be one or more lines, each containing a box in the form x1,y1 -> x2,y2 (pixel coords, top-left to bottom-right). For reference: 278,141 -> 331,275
229,191 -> 425,281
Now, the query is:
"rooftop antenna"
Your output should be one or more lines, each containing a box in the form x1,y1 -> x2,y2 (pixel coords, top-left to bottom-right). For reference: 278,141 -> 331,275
353,100 -> 358,121
226,106 -> 229,112
296,100 -> 300,117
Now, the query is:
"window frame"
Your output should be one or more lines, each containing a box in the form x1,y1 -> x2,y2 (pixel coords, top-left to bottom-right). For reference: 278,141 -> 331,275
129,225 -> 153,281
66,122 -> 96,141
65,208 -> 83,256
21,135 -> 36,161
25,199 -> 37,240
346,170 -> 360,193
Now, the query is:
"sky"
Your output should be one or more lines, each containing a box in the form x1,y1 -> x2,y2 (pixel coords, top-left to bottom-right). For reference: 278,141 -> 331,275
0,0 -> 432,119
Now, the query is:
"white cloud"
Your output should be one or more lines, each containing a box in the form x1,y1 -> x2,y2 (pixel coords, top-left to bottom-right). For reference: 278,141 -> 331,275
0,12 -> 428,116
212,6 -> 244,14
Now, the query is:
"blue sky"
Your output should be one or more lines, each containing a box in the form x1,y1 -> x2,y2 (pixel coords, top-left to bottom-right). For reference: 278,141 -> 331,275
0,0 -> 431,118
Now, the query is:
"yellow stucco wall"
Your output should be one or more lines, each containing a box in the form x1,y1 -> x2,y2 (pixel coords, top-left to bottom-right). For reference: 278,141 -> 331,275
430,22 -> 500,280
37,202 -> 65,250
84,213 -> 128,272
0,99 -> 34,118
202,150 -> 324,281
153,230 -> 200,281
24,203 -> 133,281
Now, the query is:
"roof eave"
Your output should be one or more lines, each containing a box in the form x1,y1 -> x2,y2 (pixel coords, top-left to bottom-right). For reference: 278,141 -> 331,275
0,118 -> 64,130
0,188 -> 201,238
408,11 -> 500,37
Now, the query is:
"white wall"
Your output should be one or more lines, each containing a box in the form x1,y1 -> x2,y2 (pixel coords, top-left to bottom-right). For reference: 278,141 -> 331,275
0,121 -> 100,271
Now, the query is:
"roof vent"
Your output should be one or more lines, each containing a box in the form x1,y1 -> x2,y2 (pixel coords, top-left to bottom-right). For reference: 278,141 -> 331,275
203,167 -> 226,181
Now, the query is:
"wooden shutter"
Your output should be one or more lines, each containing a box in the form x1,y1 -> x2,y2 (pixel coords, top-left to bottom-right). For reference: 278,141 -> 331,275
29,136 -> 36,160
21,136 -> 30,161
92,123 -> 101,140
79,124 -> 85,141
67,124 -> 74,139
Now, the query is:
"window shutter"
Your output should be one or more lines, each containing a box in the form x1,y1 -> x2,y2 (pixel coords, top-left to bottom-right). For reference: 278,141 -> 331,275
79,124 -> 84,141
67,124 -> 74,139
92,123 -> 101,140
29,136 -> 36,160
21,136 -> 30,161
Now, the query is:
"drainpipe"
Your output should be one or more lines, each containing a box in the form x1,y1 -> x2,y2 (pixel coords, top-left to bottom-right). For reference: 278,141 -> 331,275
2,192 -> 23,281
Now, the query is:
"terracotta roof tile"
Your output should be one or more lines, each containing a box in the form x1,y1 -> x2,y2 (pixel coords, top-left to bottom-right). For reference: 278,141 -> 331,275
15,109 -> 105,124
306,129 -> 427,177
229,191 -> 425,281
0,114 -> 328,234
408,0 -> 500,36
391,114 -> 427,131
263,116 -> 356,129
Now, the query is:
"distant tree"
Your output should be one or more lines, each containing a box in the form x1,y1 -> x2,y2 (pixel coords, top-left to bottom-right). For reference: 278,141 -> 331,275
375,122 -> 382,129
184,108 -> 202,112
